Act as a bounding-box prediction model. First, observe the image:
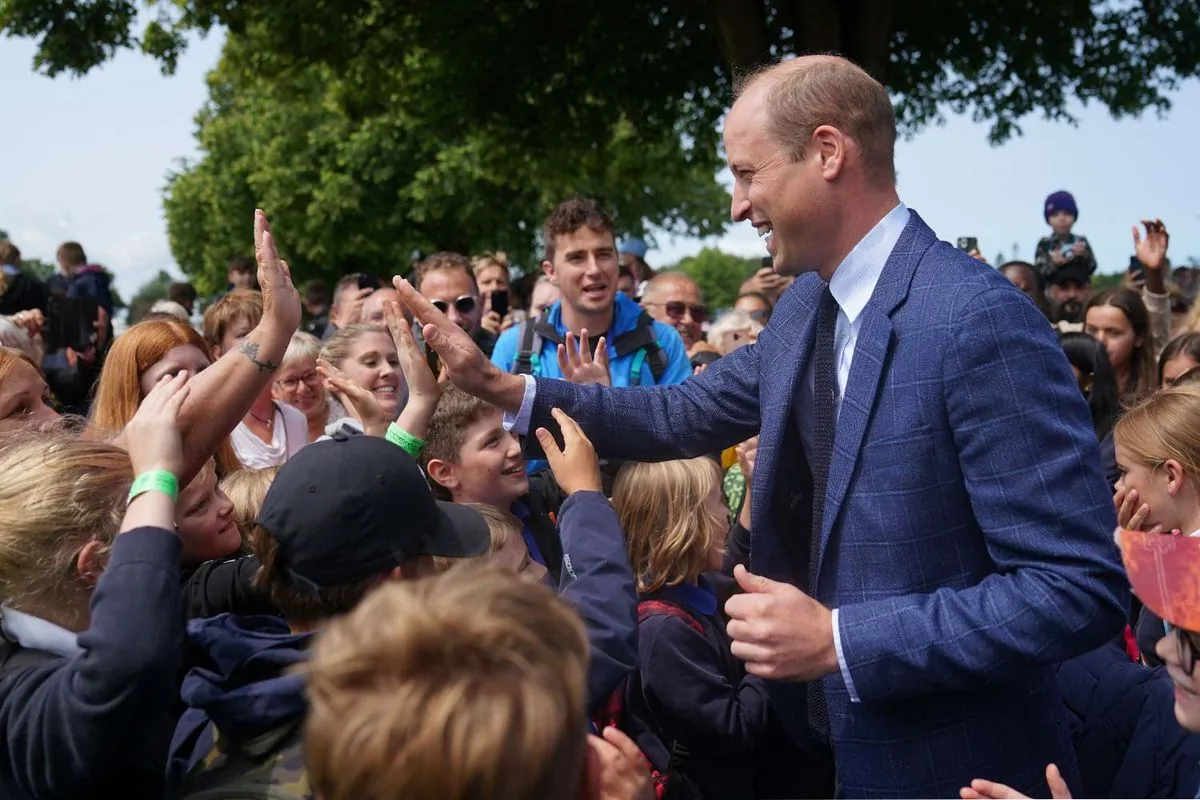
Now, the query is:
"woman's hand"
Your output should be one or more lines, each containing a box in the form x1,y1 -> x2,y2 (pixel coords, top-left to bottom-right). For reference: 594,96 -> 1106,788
387,300 -> 440,441
558,330 -> 611,387
9,309 -> 44,338
254,210 -> 302,338
537,408 -> 602,496
317,358 -> 390,438
1114,485 -> 1165,534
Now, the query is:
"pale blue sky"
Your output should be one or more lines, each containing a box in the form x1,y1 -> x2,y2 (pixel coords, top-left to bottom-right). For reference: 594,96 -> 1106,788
2,31 -> 1198,301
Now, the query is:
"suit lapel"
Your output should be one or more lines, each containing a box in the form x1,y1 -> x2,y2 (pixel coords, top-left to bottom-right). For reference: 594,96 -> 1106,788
814,213 -> 933,579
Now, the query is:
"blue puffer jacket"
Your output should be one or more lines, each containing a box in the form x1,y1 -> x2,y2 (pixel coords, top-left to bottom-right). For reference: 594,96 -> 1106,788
1058,642 -> 1200,798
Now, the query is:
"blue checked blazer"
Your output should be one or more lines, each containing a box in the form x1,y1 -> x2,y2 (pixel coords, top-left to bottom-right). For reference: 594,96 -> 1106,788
531,212 -> 1129,797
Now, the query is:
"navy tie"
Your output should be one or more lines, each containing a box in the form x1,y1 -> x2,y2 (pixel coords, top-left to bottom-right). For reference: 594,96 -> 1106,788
808,286 -> 837,739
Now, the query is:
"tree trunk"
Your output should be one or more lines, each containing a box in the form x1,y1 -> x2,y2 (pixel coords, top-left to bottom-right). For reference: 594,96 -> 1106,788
706,0 -> 772,72
789,0 -> 895,83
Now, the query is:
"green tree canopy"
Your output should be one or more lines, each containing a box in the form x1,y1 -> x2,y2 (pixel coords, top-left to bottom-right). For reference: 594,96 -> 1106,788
125,269 -> 174,324
668,248 -> 761,311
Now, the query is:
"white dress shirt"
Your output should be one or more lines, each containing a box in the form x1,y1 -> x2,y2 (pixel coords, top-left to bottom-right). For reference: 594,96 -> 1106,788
505,203 -> 912,704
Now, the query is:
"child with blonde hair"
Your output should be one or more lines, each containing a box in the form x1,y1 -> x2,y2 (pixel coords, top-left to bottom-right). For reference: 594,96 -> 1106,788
612,457 -> 767,800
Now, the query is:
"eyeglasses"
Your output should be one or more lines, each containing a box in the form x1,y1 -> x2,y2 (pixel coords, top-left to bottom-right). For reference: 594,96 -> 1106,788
431,295 -> 478,315
645,301 -> 707,323
745,309 -> 770,323
275,371 -> 321,392
1165,622 -> 1200,676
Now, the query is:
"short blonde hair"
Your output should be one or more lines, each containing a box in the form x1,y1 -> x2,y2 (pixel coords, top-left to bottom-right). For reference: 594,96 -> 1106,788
707,309 -> 763,354
738,56 -> 896,187
1114,384 -> 1200,480
0,431 -> 131,623
202,289 -> 263,352
431,503 -> 519,573
305,566 -> 589,800
219,466 -> 280,543
148,300 -> 191,321
282,331 -> 322,370
613,458 -> 725,594
471,252 -> 509,278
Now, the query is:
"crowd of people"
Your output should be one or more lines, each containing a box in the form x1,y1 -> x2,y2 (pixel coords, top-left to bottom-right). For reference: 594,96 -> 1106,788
0,53 -> 1199,800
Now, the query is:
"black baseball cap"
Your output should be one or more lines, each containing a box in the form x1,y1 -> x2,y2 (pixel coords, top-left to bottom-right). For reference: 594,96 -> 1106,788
1048,260 -> 1092,288
257,433 -> 490,590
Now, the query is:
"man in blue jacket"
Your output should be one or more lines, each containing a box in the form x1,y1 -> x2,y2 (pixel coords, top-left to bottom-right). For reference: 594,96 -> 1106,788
491,198 -> 691,389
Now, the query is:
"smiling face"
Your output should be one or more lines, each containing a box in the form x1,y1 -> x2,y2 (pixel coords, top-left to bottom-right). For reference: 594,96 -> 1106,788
724,83 -> 833,277
140,344 -> 211,397
176,464 -> 241,565
543,227 -> 619,319
272,354 -> 327,420
435,409 -> 529,508
337,331 -> 404,420
419,268 -> 482,334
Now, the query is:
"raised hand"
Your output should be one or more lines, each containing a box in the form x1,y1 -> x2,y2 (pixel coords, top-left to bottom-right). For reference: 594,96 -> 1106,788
558,330 -> 611,387
536,408 -> 602,496
1133,219 -> 1169,272
386,300 -> 440,440
736,436 -> 758,482
124,371 -> 192,478
392,277 -> 526,410
254,210 -> 302,337
316,357 -> 390,437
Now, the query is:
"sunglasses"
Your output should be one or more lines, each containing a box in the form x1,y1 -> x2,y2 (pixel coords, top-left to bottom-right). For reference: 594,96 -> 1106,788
647,301 -> 708,323
1165,621 -> 1200,676
745,309 -> 770,323
431,295 -> 478,315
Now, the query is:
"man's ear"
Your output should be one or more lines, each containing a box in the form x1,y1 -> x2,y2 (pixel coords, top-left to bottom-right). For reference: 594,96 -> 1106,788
542,260 -> 558,283
425,458 -> 459,494
75,540 -> 108,588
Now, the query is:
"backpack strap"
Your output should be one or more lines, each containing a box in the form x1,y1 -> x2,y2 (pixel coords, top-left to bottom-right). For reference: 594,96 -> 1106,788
637,599 -> 704,636
511,316 -> 563,377
613,312 -> 668,385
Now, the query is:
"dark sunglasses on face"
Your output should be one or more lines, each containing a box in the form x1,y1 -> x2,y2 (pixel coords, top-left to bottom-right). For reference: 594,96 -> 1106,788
651,301 -> 707,323
1165,622 -> 1200,676
431,295 -> 478,315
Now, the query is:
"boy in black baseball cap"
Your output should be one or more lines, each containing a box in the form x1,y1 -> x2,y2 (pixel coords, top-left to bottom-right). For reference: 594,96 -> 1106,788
168,433 -> 490,795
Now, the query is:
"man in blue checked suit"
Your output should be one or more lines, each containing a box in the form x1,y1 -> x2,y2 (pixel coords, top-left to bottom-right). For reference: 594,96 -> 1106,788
396,55 -> 1128,798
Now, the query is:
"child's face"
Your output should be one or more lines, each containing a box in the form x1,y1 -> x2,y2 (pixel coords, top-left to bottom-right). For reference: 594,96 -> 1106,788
447,410 -> 529,507
1049,210 -> 1076,236
491,533 -> 548,585
705,479 -> 730,571
1156,630 -> 1200,732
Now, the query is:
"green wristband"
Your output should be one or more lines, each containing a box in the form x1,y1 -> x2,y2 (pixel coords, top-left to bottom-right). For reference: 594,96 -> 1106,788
128,470 -> 180,504
386,422 -> 426,459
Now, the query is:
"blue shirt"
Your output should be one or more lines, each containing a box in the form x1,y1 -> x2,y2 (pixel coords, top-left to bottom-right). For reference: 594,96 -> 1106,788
511,500 -> 546,566
490,292 -> 692,387
651,580 -> 718,618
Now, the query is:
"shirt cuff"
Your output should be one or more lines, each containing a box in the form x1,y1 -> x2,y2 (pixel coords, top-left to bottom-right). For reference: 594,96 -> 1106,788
502,374 -> 537,435
831,607 -> 861,703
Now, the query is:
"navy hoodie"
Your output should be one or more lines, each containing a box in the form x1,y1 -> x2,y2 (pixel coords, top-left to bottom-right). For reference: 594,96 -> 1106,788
624,580 -> 768,800
0,528 -> 182,800
169,614 -> 310,787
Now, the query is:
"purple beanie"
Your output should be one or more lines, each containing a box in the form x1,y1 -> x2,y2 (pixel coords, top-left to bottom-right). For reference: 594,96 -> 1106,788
1044,191 -> 1078,222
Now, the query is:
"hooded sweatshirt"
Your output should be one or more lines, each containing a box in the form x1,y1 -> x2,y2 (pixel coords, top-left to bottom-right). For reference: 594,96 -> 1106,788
168,614 -> 312,796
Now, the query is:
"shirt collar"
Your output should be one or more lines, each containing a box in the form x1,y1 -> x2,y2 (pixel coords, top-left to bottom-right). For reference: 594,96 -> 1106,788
828,202 -> 910,325
1,605 -> 82,657
654,580 -> 717,617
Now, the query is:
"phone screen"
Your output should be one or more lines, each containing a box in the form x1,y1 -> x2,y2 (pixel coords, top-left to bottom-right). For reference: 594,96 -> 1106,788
490,290 -> 509,318
956,237 -> 978,252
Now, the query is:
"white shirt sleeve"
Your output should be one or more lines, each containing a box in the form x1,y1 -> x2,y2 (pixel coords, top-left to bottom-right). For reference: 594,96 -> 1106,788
501,373 -> 538,435
831,608 -> 861,703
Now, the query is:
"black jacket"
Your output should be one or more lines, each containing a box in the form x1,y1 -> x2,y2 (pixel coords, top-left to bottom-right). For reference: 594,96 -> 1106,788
0,270 -> 50,316
181,556 -> 277,621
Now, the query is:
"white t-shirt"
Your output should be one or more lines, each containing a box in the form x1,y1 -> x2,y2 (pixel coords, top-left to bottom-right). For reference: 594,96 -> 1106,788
230,402 -> 310,468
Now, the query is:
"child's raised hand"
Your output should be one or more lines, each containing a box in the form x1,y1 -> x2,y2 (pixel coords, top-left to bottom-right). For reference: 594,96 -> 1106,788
536,408 -> 602,496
